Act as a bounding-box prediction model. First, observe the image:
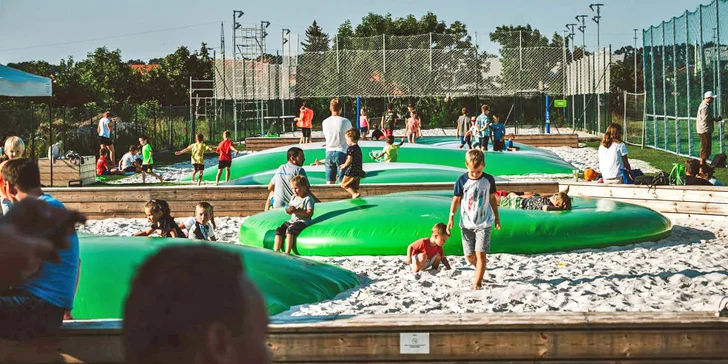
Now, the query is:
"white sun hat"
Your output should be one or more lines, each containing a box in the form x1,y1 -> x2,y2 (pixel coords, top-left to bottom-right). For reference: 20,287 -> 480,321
704,91 -> 718,98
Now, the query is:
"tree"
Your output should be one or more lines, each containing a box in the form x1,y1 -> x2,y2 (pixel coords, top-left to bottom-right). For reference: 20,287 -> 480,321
301,21 -> 330,52
490,24 -> 564,95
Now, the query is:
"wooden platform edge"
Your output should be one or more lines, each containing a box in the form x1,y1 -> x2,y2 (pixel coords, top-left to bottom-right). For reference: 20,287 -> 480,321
46,312 -> 728,363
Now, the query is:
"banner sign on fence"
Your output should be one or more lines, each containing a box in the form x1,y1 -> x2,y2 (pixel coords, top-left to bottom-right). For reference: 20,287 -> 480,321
554,99 -> 567,108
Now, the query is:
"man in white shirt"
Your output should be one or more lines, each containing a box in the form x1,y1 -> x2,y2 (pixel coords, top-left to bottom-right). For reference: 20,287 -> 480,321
696,91 -> 722,165
98,112 -> 115,164
320,98 -> 353,184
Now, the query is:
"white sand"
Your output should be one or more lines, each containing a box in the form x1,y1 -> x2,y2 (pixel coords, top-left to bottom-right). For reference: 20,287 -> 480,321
106,153 -> 250,185
79,216 -> 728,315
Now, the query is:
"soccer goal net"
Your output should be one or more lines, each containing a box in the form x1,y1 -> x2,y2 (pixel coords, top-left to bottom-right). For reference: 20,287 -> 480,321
623,91 -> 646,147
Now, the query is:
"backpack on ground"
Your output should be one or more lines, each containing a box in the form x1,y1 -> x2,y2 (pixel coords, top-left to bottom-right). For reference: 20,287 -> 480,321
712,153 -> 727,168
635,171 -> 669,188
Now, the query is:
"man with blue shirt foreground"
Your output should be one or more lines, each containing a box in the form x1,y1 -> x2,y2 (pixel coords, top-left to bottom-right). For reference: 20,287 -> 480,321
1,158 -> 81,340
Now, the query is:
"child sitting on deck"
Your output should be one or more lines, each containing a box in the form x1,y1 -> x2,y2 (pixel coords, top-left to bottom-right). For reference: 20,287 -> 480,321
175,133 -> 215,186
274,175 -> 314,254
496,188 -> 572,211
179,202 -> 217,241
370,136 -> 406,162
505,134 -> 520,151
405,223 -> 452,273
134,199 -> 184,238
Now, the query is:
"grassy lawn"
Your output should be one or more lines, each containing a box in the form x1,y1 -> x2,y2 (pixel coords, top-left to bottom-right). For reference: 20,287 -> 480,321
585,141 -> 728,182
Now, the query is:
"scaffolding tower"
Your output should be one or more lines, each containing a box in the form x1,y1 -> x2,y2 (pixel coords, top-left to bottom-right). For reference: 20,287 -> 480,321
232,18 -> 270,139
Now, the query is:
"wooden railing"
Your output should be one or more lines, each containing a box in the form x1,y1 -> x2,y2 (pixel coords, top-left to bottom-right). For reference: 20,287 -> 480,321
46,182 -> 559,219
4,312 -> 726,363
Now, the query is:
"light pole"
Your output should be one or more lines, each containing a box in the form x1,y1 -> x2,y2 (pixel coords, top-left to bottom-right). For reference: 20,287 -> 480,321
232,10 -> 243,140
567,23 -> 577,129
590,4 -> 603,131
634,29 -> 639,94
576,15 -> 588,131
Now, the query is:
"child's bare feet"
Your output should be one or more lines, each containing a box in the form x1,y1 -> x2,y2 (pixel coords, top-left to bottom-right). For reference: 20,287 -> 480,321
352,193 -> 361,199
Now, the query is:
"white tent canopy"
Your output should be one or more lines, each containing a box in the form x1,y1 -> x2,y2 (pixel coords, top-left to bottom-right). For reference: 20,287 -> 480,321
0,63 -> 52,97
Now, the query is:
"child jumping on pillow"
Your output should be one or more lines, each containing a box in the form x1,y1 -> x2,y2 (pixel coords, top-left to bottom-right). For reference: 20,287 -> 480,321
405,223 -> 452,273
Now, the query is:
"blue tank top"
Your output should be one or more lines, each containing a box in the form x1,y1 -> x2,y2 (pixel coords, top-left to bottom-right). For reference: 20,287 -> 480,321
17,194 -> 80,309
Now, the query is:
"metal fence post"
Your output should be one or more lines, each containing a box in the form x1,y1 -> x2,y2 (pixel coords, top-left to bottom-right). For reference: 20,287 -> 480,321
651,27 -> 657,147
673,18 -> 680,154
686,10 -> 693,156
662,22 -> 668,151
718,0 -> 726,154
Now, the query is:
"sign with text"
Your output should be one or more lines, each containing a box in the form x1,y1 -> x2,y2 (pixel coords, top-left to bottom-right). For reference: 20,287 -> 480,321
554,99 -> 568,108
400,332 -> 430,354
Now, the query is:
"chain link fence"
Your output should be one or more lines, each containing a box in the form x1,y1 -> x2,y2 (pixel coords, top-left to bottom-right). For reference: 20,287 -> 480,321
642,0 -> 728,159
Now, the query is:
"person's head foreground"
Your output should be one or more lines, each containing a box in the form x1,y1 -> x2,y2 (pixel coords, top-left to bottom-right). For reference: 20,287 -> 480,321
291,175 -> 309,198
286,147 -> 305,166
123,245 -> 270,364
3,158 -> 41,201
4,136 -> 26,159
465,149 -> 485,177
330,98 -> 342,114
386,135 -> 395,145
430,223 -> 450,247
138,135 -> 149,145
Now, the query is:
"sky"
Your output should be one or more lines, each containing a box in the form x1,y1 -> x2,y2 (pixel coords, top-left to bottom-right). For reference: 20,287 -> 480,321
0,0 -> 712,65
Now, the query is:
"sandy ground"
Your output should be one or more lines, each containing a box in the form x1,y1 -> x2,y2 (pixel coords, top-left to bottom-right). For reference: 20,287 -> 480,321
79,216 -> 728,315
83,143 -> 728,315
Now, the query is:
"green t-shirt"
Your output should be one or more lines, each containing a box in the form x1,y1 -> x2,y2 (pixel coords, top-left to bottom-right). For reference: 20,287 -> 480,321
382,144 -> 400,162
142,144 -> 153,165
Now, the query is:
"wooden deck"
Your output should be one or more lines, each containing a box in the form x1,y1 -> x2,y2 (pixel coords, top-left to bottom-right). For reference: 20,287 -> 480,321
561,182 -> 728,221
4,312 -> 725,363
245,134 -> 580,151
45,181 -> 559,219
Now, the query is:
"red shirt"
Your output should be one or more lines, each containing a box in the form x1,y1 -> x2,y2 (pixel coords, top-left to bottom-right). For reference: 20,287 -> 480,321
410,238 -> 444,258
216,139 -> 233,161
296,108 -> 313,128
96,156 -> 109,175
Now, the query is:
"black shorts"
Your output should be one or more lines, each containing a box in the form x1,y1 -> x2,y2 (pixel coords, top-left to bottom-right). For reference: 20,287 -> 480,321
275,220 -> 308,237
301,127 -> 312,138
493,140 -> 506,151
193,163 -> 205,171
141,164 -> 154,173
0,291 -> 65,341
123,166 -> 136,173
218,160 -> 232,169
135,158 -> 143,165
360,127 -> 369,135
99,136 -> 112,146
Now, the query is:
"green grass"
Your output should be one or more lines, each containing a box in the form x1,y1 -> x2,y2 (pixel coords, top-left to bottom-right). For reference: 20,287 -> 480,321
585,141 -> 728,182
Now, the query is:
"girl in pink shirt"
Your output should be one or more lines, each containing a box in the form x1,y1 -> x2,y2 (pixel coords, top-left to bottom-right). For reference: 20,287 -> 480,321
406,111 -> 421,144
360,108 -> 369,140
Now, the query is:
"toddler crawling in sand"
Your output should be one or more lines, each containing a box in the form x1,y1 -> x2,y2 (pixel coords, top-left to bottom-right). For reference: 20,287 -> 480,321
405,223 -> 452,273
134,199 -> 184,238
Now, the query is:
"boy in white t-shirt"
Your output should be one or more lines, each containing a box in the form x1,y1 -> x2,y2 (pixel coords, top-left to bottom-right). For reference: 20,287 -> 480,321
119,145 -> 141,173
180,202 -> 217,241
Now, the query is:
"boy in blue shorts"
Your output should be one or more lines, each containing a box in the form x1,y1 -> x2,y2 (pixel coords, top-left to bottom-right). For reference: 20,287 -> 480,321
447,149 -> 500,290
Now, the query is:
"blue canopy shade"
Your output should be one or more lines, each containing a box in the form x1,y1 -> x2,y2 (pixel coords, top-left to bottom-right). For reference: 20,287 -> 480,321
0,64 -> 52,97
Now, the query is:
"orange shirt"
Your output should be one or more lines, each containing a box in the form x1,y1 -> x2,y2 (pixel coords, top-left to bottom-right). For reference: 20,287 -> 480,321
0,160 -> 8,200
297,108 -> 313,128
